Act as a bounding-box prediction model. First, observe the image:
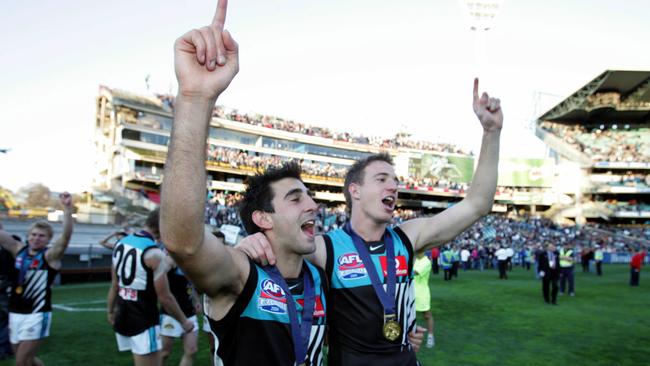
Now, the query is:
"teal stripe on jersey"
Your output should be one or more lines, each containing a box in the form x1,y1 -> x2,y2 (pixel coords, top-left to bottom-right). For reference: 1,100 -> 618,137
328,227 -> 411,290
121,234 -> 157,251
240,262 -> 326,324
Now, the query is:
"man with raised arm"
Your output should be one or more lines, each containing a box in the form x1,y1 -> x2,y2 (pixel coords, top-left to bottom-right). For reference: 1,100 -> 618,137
107,209 -> 194,366
160,2 -> 328,365
0,192 -> 74,366
239,79 -> 503,365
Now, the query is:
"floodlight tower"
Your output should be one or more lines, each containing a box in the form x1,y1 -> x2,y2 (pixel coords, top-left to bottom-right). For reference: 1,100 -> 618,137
458,0 -> 504,77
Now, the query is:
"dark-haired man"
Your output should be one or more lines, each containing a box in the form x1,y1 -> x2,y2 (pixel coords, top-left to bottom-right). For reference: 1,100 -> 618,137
0,193 -> 74,366
538,243 -> 560,305
160,2 -> 328,364
240,78 -> 503,365
107,209 -> 194,366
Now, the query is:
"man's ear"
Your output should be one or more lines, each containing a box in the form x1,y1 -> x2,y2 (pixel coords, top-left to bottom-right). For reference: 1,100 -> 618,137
349,183 -> 361,201
252,210 -> 273,231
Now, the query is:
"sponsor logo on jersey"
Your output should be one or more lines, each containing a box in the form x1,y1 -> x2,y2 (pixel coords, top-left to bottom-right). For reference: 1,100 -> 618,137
297,296 -> 326,318
118,287 -> 139,301
258,279 -> 287,314
379,255 -> 409,277
29,259 -> 41,269
337,253 -> 367,280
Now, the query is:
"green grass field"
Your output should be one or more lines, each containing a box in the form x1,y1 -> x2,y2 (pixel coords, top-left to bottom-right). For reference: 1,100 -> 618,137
1,264 -> 648,365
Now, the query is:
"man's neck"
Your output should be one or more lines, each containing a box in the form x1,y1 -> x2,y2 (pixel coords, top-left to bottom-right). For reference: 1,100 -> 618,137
28,246 -> 43,256
267,234 -> 303,278
350,210 -> 387,242
275,251 -> 303,279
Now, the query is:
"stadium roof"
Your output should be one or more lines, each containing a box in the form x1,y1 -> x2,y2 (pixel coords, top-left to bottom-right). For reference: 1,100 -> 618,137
539,70 -> 650,123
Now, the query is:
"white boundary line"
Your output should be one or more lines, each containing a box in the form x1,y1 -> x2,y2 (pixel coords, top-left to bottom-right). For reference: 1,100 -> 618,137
53,304 -> 105,312
53,299 -> 107,312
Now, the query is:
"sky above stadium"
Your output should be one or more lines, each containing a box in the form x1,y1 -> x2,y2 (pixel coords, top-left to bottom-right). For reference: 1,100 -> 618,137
1,0 -> 649,193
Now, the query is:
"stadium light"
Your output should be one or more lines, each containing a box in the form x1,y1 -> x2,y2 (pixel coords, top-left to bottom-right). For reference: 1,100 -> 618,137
458,0 -> 504,77
458,0 -> 504,31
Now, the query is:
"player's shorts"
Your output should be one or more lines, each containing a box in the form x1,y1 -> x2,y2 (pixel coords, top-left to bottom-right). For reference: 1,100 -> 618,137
116,325 -> 161,355
9,312 -> 52,343
160,314 -> 198,337
202,314 -> 212,333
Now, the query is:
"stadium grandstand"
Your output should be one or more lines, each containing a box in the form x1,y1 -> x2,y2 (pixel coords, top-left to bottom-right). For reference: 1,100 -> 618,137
535,70 -> 650,225
92,85 -> 558,234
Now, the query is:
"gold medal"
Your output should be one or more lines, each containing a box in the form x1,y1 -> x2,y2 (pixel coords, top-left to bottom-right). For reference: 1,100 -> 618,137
15,286 -> 23,295
383,315 -> 402,341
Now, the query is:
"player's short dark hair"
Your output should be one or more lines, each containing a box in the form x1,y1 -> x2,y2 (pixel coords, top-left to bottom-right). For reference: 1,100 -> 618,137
343,152 -> 393,210
239,162 -> 303,235
145,208 -> 160,237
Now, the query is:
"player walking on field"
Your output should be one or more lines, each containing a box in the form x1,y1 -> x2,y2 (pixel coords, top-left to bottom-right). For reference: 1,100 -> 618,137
0,193 -> 74,366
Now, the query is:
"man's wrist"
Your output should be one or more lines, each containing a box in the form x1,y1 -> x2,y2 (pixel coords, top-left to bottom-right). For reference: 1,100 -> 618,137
176,91 -> 219,106
482,127 -> 502,136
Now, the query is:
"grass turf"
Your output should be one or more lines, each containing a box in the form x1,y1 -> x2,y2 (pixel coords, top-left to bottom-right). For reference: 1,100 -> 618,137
1,264 -> 648,365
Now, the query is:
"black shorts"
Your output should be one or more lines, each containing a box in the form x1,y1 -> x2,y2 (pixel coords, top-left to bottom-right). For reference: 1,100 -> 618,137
328,345 -> 419,366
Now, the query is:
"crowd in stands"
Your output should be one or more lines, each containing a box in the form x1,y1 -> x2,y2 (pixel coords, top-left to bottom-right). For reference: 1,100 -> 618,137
203,187 -> 648,257
206,145 -> 347,179
213,105 -> 473,154
400,176 -> 468,192
602,200 -> 650,214
205,192 -> 243,229
592,172 -> 650,191
205,145 -> 481,191
153,93 -> 472,155
540,121 -> 650,162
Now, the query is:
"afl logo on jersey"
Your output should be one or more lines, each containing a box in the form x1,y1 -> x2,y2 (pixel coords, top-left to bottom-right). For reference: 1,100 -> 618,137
337,253 -> 367,280
258,279 -> 288,314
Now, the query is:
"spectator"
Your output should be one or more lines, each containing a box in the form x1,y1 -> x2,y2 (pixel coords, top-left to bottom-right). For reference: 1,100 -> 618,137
630,247 -> 646,286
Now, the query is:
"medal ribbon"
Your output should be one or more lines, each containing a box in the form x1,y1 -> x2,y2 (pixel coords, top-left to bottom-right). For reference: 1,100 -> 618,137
343,222 -> 397,319
264,263 -> 315,366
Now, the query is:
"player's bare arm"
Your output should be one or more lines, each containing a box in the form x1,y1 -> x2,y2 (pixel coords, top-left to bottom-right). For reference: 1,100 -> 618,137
401,78 -> 502,252
99,231 -> 124,250
107,266 -> 118,325
160,0 -> 247,304
0,227 -> 23,257
45,192 -> 74,269
235,232 -> 328,270
146,248 -> 194,332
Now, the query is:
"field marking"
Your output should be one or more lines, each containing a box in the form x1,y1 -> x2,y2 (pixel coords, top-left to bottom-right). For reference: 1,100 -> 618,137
58,299 -> 106,306
53,299 -> 107,312
55,283 -> 109,291
53,304 -> 105,312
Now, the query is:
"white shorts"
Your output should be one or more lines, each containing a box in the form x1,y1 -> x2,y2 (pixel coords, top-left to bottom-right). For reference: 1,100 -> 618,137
160,314 -> 198,338
9,312 -> 52,344
116,325 -> 162,355
202,315 -> 211,333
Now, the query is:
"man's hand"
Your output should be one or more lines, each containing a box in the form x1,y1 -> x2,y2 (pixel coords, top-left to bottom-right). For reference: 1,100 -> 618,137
174,0 -> 239,100
539,271 -> 545,278
234,233 -> 276,266
182,319 -> 195,333
59,192 -> 72,208
107,311 -> 115,326
473,78 -> 503,133
409,326 -> 427,352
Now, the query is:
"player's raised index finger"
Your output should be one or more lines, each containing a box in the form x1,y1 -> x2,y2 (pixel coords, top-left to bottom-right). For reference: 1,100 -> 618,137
212,0 -> 228,30
473,78 -> 479,102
